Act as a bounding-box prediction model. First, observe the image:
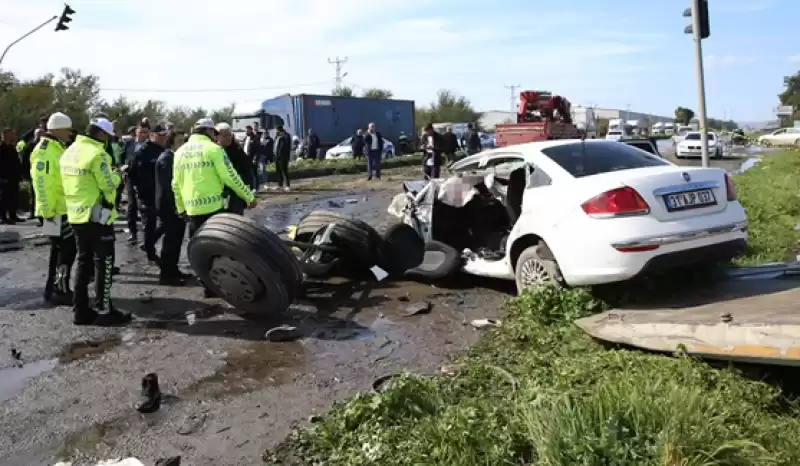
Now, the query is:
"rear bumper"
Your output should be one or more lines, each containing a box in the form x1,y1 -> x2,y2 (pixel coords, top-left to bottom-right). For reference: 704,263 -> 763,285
635,238 -> 747,277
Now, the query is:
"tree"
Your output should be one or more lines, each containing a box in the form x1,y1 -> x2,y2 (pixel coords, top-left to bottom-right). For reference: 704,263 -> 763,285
416,90 -> 482,131
0,68 -> 236,136
361,88 -> 393,99
674,106 -> 695,125
596,118 -> 609,137
778,72 -> 800,126
332,86 -> 355,97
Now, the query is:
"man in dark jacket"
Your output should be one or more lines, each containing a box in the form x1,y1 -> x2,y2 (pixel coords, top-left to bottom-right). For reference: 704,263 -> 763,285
216,123 -> 255,213
273,125 -> 292,191
421,123 -> 445,179
441,126 -> 459,163
123,123 -> 150,244
155,131 -> 188,286
351,128 -> 365,158
129,123 -> 167,263
463,123 -> 482,155
363,122 -> 384,180
305,129 -> 321,160
0,128 -> 22,224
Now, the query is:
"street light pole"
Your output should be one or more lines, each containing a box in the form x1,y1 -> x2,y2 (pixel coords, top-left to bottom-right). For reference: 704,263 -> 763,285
0,16 -> 58,67
685,0 -> 711,167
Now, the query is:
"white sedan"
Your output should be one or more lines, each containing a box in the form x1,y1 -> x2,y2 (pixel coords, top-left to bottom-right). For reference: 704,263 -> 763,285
392,139 -> 748,293
675,131 -> 723,159
325,137 -> 395,160
758,127 -> 800,146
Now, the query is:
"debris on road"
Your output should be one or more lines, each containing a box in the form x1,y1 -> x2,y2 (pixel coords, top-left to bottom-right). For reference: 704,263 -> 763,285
265,325 -> 302,342
137,373 -> 162,414
177,413 -> 207,435
471,318 -> 502,329
403,301 -> 432,317
155,457 -> 181,466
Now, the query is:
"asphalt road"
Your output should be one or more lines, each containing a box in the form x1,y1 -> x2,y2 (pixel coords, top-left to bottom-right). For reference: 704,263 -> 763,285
0,175 -> 511,465
657,139 -> 767,172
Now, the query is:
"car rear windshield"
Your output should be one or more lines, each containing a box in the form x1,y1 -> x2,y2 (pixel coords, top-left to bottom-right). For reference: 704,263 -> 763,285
684,133 -> 714,141
542,141 -> 669,178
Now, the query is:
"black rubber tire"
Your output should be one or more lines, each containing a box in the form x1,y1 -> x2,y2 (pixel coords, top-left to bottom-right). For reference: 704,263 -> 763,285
295,210 -> 382,269
188,214 -> 303,313
379,223 -> 425,277
404,240 -> 462,281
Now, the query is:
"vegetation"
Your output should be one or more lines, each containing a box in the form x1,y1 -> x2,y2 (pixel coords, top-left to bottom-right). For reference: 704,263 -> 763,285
674,106 -> 696,125
267,153 -> 425,179
673,105 -> 739,131
778,72 -> 800,127
361,88 -> 393,99
733,150 -> 800,265
415,90 -> 483,131
0,68 -> 235,135
331,86 -> 355,97
267,149 -> 800,465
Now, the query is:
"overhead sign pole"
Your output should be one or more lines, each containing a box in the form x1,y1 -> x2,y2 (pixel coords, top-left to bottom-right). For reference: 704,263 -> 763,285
683,0 -> 711,167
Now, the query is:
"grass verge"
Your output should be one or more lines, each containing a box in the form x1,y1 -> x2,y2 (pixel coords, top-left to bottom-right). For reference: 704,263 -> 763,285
734,150 -> 800,265
266,149 -> 800,465
267,153 -> 425,180
269,286 -> 800,465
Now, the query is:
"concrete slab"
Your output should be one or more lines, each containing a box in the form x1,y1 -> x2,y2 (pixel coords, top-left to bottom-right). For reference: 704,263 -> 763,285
575,275 -> 800,366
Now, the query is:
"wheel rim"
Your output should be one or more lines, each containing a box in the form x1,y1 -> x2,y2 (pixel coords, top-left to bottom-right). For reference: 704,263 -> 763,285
520,258 -> 551,288
208,256 -> 264,303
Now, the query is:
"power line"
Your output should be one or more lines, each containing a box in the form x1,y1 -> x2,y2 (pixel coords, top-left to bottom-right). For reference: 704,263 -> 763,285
504,85 -> 520,113
327,57 -> 348,88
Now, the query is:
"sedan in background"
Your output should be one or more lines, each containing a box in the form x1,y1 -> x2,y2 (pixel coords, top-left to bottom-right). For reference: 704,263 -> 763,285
325,137 -> 395,160
675,131 -> 722,159
758,127 -> 800,146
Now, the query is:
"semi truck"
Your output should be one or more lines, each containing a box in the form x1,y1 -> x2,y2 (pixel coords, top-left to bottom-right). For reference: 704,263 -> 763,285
231,93 -> 416,151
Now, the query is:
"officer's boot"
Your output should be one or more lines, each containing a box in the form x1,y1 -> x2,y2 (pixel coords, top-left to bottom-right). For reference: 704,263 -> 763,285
92,255 -> 131,326
50,265 -> 74,306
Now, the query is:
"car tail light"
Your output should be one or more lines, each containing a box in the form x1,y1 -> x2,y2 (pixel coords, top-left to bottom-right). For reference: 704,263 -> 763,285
581,187 -> 650,218
724,173 -> 737,201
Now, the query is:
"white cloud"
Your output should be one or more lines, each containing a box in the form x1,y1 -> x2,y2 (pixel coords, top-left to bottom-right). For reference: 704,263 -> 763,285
705,54 -> 758,69
789,55 -> 800,64
0,0 -> 662,112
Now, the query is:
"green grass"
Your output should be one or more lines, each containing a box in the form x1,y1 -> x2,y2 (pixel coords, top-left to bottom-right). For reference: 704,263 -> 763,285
270,286 -> 800,465
734,150 -> 800,265
266,153 -> 424,179
266,149 -> 800,465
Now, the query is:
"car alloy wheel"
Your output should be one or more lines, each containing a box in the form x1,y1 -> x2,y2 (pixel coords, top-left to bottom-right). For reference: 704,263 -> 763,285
519,257 -> 552,288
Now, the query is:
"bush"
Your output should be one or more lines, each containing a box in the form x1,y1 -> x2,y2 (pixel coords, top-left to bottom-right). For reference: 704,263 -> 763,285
267,153 -> 425,179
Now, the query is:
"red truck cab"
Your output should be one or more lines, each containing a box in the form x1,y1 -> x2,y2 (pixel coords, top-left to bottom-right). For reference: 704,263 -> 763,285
494,90 -> 583,148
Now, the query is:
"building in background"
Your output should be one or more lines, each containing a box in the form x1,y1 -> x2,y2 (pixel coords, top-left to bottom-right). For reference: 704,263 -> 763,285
478,107 -> 673,132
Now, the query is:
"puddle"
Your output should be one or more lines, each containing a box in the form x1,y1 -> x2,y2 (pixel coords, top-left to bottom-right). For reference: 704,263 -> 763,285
189,341 -> 306,398
730,157 -> 761,175
60,335 -> 122,363
255,191 -> 389,233
0,358 -> 58,403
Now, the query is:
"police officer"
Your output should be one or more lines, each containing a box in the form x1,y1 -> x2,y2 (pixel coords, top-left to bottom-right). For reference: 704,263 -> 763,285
129,123 -> 168,263
61,118 -> 129,326
172,118 -> 256,297
31,112 -> 76,305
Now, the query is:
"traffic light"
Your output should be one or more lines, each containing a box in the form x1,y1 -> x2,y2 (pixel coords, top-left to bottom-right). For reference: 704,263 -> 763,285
55,4 -> 75,32
683,0 -> 710,39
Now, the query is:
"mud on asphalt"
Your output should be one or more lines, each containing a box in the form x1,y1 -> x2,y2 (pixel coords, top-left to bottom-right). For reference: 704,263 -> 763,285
0,169 -> 513,466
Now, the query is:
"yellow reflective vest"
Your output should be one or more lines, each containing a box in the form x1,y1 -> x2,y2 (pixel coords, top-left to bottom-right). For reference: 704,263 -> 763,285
30,135 -> 67,218
172,133 -> 254,216
60,135 -> 121,225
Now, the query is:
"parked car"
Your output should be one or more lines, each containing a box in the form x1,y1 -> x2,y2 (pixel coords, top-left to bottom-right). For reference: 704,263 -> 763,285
757,127 -> 800,146
675,131 -> 722,159
605,130 -> 625,141
325,136 -> 395,160
389,139 -> 747,293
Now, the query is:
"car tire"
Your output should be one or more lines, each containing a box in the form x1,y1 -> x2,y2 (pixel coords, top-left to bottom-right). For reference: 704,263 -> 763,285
188,214 -> 303,313
378,223 -> 425,277
295,210 -> 382,271
514,242 -> 564,294
405,240 -> 462,281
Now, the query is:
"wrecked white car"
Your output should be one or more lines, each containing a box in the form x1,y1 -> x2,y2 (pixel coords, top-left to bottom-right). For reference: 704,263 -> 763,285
389,139 -> 748,293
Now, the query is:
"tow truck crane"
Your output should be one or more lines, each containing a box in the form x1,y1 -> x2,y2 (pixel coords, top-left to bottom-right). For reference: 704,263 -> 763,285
494,90 -> 583,148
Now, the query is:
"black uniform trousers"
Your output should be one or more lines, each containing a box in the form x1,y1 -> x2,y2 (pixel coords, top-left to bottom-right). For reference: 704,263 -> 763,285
158,212 -> 186,279
125,181 -> 139,237
0,180 -> 19,220
188,210 -> 222,295
44,215 -> 77,297
275,155 -> 290,187
73,222 -> 116,313
139,203 -> 159,257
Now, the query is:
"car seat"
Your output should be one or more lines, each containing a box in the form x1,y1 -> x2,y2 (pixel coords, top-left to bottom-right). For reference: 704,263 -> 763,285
505,167 -> 526,224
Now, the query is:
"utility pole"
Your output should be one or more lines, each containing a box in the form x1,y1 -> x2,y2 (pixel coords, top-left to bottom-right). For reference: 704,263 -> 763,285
0,15 -> 58,67
504,85 -> 520,113
327,56 -> 348,88
683,0 -> 711,167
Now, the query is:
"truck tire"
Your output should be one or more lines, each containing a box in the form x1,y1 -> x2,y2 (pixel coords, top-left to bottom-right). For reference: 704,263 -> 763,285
379,223 -> 425,277
188,214 -> 303,313
405,240 -> 462,281
295,210 -> 382,270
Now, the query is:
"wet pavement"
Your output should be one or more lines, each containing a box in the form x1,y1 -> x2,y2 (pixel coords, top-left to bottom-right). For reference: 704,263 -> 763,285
657,139 -> 774,173
0,171 -> 511,465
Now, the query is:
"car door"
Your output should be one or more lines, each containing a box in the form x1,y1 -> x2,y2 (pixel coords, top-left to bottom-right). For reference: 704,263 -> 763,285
769,129 -> 788,144
783,128 -> 800,145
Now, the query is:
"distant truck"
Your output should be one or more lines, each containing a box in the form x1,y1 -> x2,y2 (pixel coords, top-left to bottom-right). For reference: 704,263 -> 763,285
494,90 -> 583,148
230,93 -> 415,152
570,106 -> 597,138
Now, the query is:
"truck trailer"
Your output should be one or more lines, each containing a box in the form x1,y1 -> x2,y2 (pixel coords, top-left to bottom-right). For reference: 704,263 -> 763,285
231,93 -> 415,150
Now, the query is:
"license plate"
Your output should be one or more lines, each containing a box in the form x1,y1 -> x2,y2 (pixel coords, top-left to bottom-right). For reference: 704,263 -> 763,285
664,189 -> 716,211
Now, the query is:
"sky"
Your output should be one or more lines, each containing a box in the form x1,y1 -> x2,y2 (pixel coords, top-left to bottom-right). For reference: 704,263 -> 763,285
0,0 -> 797,122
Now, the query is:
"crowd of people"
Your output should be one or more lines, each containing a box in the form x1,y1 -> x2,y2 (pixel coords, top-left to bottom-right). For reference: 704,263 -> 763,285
0,113 -> 259,326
